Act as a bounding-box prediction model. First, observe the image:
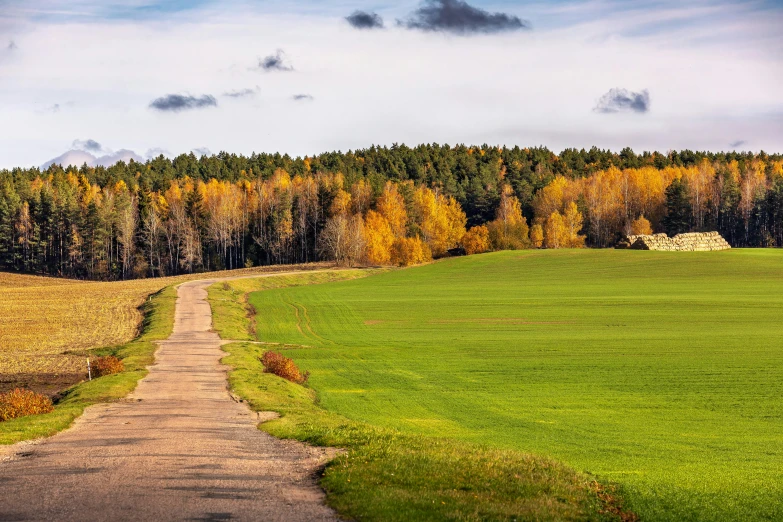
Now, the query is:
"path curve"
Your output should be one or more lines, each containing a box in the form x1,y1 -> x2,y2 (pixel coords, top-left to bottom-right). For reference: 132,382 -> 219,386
0,276 -> 338,521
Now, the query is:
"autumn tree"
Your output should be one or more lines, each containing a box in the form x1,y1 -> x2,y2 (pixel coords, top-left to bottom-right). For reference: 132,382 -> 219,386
363,210 -> 395,265
543,211 -> 565,249
376,182 -> 408,237
487,186 -> 530,250
390,236 -> 431,266
461,225 -> 490,255
630,215 -> 653,236
530,224 -> 543,248
319,213 -> 365,267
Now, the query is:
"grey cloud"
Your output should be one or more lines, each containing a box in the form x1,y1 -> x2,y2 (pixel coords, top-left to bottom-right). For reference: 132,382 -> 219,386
72,139 -> 103,153
146,148 -> 171,159
729,140 -> 746,149
594,88 -> 650,114
258,50 -> 293,72
95,149 -> 143,166
8,40 -> 16,51
400,0 -> 529,35
149,94 -> 217,112
223,88 -> 258,99
192,147 -> 211,157
292,94 -> 314,101
48,104 -> 61,113
346,11 -> 384,29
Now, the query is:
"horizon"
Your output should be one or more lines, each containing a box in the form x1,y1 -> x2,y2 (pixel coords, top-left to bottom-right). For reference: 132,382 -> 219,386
6,141 -> 781,173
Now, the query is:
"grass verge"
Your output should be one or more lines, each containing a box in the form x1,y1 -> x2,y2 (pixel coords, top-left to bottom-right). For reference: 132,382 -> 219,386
223,341 -> 632,522
0,285 -> 177,445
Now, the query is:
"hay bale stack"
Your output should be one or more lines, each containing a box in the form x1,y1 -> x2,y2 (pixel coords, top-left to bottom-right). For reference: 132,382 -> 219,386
618,231 -> 731,251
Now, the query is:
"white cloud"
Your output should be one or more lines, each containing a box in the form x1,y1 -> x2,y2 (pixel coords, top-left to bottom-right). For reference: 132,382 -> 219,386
1,1 -> 781,169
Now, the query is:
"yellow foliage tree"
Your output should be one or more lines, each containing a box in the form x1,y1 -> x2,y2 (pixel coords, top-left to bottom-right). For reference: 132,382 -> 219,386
530,224 -> 543,248
376,182 -> 408,237
487,186 -> 530,250
363,210 -> 395,265
412,186 -> 466,257
461,225 -> 490,255
390,236 -> 431,266
543,211 -> 566,249
562,202 -> 586,248
630,215 -> 653,236
330,189 -> 352,217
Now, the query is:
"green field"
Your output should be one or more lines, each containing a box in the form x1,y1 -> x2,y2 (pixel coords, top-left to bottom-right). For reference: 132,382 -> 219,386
243,250 -> 783,521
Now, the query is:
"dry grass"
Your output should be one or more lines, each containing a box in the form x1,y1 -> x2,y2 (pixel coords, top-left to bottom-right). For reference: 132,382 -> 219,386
0,264 -> 333,379
261,351 -> 309,384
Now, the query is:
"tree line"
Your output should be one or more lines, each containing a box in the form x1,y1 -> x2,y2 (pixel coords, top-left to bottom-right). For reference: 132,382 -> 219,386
0,144 -> 780,279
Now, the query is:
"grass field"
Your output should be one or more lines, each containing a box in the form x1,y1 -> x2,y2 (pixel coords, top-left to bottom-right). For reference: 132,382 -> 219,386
234,250 -> 783,522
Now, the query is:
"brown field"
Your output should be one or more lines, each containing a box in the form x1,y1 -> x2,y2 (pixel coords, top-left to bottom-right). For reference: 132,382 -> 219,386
0,264 -> 331,394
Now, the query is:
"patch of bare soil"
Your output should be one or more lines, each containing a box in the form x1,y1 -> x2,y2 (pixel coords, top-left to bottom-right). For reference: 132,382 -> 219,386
0,372 -> 85,397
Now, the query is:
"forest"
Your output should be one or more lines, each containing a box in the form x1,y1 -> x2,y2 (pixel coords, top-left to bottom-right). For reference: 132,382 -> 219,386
1,144 -> 781,280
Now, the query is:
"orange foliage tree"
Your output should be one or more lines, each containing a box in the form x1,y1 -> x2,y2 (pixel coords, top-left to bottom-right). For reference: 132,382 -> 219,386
461,225 -> 490,255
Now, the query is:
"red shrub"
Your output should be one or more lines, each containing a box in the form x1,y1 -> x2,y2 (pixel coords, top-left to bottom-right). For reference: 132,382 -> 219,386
261,351 -> 309,384
0,389 -> 54,422
91,356 -> 125,378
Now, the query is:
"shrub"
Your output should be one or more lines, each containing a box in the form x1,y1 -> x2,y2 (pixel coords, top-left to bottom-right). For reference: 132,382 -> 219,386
461,225 -> 490,255
91,356 -> 125,378
390,237 -> 432,266
0,389 -> 54,422
261,351 -> 310,384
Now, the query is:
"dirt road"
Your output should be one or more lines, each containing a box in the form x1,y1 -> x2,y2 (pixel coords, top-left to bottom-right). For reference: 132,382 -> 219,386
0,278 -> 338,521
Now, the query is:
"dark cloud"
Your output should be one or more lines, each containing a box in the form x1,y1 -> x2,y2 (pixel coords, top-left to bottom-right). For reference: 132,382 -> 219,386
729,140 -> 747,149
192,147 -> 211,157
400,0 -> 529,35
149,94 -> 217,112
72,139 -> 103,153
346,11 -> 384,29
594,88 -> 650,114
292,94 -> 314,101
8,40 -> 17,51
47,104 -> 61,113
258,50 -> 293,72
223,88 -> 258,99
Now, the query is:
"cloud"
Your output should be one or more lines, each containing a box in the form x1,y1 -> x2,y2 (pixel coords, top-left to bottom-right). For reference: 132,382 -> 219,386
47,104 -> 61,113
223,87 -> 258,99
346,11 -> 384,30
594,88 -> 650,114
258,50 -> 293,72
149,94 -> 217,112
400,0 -> 529,35
145,147 -> 171,159
192,147 -> 211,156
95,149 -> 143,166
292,94 -> 314,101
72,139 -> 103,153
8,40 -> 17,51
729,140 -> 747,149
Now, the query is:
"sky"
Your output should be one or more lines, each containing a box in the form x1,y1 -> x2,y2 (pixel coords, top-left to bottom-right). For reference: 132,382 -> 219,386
0,0 -> 781,169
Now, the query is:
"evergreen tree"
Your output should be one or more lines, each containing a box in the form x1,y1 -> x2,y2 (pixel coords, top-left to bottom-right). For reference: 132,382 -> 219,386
663,178 -> 693,236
